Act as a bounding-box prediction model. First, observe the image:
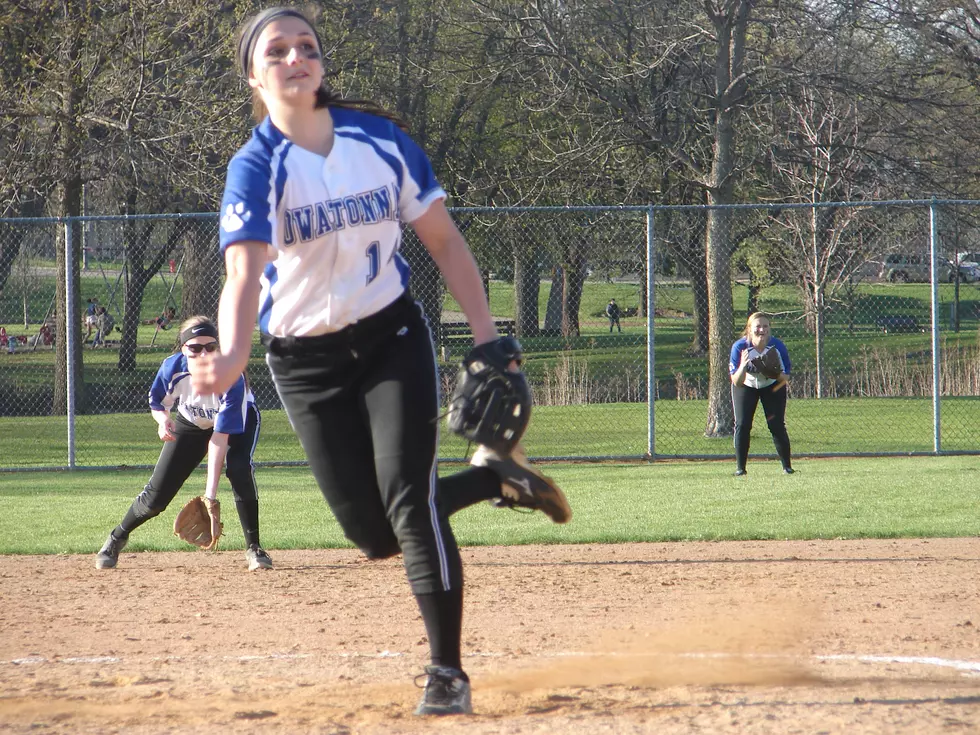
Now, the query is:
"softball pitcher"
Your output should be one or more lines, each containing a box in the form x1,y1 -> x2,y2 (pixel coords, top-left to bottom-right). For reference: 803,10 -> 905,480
191,6 -> 570,716
95,316 -> 270,571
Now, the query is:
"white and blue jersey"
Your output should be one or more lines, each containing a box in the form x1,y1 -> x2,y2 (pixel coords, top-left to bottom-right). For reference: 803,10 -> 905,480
148,353 -> 255,433
218,108 -> 447,337
729,337 -> 791,389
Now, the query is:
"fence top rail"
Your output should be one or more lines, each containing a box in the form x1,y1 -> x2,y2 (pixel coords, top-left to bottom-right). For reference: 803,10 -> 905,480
0,212 -> 218,225
3,199 -> 980,224
451,199 -> 980,214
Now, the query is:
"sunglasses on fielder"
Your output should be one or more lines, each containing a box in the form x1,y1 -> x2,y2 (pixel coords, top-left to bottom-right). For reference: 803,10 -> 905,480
184,342 -> 219,355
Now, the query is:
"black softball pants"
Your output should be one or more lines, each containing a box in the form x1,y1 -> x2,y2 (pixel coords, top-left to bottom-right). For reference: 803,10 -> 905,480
117,407 -> 262,546
264,294 -> 499,596
731,381 -> 792,470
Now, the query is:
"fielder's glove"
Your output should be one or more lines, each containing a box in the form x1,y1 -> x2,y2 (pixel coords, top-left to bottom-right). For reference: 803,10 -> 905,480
447,336 -> 532,456
750,349 -> 783,380
173,496 -> 223,550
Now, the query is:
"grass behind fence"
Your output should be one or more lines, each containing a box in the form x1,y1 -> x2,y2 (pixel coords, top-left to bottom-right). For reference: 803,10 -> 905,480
1,455 -> 977,555
5,280 -> 980,399
2,397 -> 979,470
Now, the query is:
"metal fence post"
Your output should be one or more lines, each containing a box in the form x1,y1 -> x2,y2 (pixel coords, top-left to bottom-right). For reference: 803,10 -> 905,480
65,220 -> 77,469
647,206 -> 656,460
928,200 -> 941,453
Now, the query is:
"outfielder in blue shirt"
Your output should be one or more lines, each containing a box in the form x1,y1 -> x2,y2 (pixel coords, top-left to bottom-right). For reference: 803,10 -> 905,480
94,317 -> 269,571
729,312 -> 794,476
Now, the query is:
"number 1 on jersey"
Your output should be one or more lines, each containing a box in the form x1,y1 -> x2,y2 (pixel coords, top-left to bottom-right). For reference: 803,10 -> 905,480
365,241 -> 380,285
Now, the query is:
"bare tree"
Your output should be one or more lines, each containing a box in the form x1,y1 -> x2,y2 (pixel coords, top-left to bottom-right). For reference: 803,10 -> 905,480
765,86 -> 885,396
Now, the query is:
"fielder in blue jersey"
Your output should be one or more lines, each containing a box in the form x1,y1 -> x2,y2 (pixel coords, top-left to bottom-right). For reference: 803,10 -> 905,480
729,312 -> 794,476
95,317 -> 270,571
190,6 -> 570,717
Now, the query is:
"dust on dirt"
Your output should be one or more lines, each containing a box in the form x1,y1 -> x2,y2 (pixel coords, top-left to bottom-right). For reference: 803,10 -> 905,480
1,538 -> 978,734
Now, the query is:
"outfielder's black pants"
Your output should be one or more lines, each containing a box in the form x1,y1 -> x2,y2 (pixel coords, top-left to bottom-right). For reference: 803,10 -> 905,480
263,292 -> 500,596
116,407 -> 262,546
731,381 -> 792,470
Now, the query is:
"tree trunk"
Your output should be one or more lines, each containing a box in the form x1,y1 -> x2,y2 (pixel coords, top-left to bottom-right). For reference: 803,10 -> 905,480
561,246 -> 587,338
513,246 -> 540,337
689,255 -> 710,355
703,0 -> 750,438
543,265 -> 563,335
805,206 -> 835,397
704,207 -> 735,437
181,226 -> 222,321
746,272 -> 759,316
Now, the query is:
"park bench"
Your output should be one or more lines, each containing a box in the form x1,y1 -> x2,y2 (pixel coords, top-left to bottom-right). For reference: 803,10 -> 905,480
438,319 -> 516,361
875,315 -> 924,333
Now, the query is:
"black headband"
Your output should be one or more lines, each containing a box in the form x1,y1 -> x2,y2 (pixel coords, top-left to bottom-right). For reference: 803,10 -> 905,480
237,7 -> 323,78
179,322 -> 218,346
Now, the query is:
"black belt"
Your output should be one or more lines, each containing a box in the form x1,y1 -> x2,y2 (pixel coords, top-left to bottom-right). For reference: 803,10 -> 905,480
262,291 -> 415,356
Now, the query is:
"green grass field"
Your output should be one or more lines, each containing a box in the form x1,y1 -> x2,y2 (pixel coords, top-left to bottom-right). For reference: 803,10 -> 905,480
1,398 -> 977,469
0,455 -> 976,555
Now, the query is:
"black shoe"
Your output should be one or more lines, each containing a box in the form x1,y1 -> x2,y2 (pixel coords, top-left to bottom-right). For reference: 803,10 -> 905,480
95,532 -> 128,569
734,468 -> 747,477
414,665 -> 472,715
471,443 -> 572,524
245,545 -> 273,571
783,467 -> 795,475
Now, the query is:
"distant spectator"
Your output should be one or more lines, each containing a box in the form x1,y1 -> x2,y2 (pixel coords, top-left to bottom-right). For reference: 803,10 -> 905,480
156,307 -> 177,330
33,323 -> 54,348
606,299 -> 622,333
92,306 -> 115,348
84,298 -> 99,340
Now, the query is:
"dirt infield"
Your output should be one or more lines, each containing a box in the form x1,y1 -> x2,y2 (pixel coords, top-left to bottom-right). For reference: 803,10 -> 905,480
1,538 -> 978,734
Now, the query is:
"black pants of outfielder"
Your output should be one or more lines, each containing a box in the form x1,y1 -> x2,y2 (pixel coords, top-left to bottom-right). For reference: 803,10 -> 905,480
731,381 -> 792,471
113,407 -> 262,547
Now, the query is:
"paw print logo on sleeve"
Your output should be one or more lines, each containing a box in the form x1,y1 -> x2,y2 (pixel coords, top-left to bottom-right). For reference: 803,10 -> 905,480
221,203 -> 251,233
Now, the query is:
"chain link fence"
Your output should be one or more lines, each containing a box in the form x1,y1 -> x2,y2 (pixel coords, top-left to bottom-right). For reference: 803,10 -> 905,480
1,201 -> 979,470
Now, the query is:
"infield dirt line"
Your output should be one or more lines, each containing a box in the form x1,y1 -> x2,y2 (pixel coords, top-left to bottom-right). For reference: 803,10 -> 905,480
4,650 -> 978,674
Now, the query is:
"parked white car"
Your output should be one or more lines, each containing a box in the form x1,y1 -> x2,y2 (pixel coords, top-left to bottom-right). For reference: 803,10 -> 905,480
959,264 -> 980,283
955,253 -> 980,282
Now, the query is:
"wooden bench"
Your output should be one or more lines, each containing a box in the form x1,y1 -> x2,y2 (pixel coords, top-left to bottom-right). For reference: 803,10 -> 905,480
438,319 -> 516,361
875,315 -> 924,334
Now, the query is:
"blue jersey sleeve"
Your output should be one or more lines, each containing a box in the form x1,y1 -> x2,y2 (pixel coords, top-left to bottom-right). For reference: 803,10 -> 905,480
392,125 -> 446,222
214,375 -> 249,434
219,141 -> 281,252
148,354 -> 181,411
729,338 -> 748,375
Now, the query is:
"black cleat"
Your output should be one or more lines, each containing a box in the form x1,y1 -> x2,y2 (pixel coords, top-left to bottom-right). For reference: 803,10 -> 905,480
95,533 -> 128,569
414,665 -> 472,715
245,545 -> 273,571
471,443 -> 571,524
